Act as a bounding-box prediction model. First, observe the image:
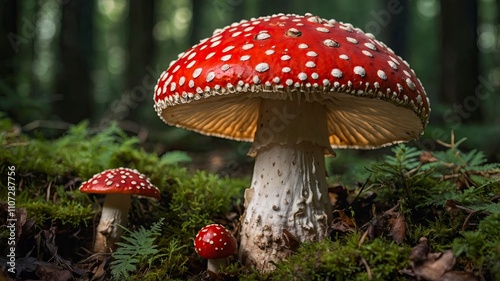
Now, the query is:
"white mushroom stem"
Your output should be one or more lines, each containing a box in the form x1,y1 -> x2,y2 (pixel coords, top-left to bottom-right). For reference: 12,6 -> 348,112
207,258 -> 229,273
93,194 -> 131,252
239,97 -> 333,272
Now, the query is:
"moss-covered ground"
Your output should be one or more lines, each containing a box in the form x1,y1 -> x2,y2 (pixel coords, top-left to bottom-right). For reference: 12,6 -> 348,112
1,114 -> 499,280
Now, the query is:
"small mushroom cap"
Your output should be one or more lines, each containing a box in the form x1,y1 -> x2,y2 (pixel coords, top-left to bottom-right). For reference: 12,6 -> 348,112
194,224 -> 237,259
154,13 -> 430,150
79,168 -> 161,200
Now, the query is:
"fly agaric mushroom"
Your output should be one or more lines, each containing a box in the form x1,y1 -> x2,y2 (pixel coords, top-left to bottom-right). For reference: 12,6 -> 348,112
194,224 -> 237,273
154,13 -> 430,271
79,167 -> 160,252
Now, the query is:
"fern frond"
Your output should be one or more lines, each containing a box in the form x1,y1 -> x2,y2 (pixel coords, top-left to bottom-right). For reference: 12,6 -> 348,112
110,218 -> 165,280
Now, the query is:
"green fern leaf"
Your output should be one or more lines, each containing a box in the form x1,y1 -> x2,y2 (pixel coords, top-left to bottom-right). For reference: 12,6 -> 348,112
110,218 -> 165,280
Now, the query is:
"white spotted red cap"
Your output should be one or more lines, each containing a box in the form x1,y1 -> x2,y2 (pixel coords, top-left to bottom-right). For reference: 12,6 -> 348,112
79,167 -> 160,200
154,13 -> 430,149
194,224 -> 237,260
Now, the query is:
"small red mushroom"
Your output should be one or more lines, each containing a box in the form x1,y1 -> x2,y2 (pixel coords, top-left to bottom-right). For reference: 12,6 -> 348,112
194,224 -> 237,273
79,167 -> 160,252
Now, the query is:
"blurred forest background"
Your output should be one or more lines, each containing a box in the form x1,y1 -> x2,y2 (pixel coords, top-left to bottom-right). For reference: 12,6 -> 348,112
1,0 -> 499,169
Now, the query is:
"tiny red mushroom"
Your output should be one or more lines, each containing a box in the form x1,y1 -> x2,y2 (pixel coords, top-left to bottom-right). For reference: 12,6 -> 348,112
154,13 -> 430,271
194,224 -> 237,273
79,167 -> 160,252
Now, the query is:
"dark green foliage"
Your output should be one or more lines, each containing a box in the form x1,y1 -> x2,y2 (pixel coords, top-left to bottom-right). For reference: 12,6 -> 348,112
271,235 -> 410,281
111,218 -> 165,279
364,140 -> 500,278
453,212 -> 500,280
20,200 -> 93,227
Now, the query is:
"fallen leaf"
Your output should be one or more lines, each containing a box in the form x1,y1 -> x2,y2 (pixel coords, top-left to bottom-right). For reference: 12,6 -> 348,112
409,237 -> 429,263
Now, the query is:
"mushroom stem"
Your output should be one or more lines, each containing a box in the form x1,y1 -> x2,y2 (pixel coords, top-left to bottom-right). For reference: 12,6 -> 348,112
207,258 -> 229,273
93,193 -> 131,252
239,98 -> 333,271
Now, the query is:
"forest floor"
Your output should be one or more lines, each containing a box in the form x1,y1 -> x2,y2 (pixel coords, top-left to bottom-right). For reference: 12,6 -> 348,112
1,116 -> 499,280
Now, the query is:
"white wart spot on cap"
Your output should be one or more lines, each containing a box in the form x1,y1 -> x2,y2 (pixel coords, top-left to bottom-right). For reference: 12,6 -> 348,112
210,35 -> 222,42
206,71 -> 215,82
406,78 -> 416,90
187,52 -> 197,60
388,61 -> 398,70
281,55 -> 291,61
397,83 -> 403,92
179,76 -> 185,86
306,51 -> 318,57
242,44 -> 254,50
210,40 -> 221,48
282,67 -> 291,73
255,32 -> 271,40
316,27 -> 330,33
331,68 -> 343,78
305,61 -> 316,68
193,68 -> 202,78
364,42 -> 377,50
354,66 -> 366,77
307,16 -> 320,23
377,70 -> 387,80
362,50 -> 373,57
298,43 -> 308,49
255,62 -> 270,72
206,52 -> 216,60
221,54 -> 231,61
298,72 -> 307,81
222,46 -> 235,53
186,61 -> 196,69
265,49 -> 275,55
339,54 -> 349,60
323,39 -> 339,47
240,55 -> 251,61
346,37 -> 358,44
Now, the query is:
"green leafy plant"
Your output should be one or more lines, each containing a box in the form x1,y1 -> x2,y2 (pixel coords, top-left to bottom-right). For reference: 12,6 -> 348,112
110,218 -> 165,279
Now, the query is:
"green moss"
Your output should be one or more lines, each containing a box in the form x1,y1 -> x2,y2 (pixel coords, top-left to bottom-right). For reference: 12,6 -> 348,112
21,200 -> 93,227
453,212 -> 500,280
271,234 -> 410,280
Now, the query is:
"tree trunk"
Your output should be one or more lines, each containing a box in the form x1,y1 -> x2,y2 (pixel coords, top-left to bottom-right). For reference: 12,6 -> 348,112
54,0 -> 94,124
440,0 -> 481,123
385,0 -> 409,57
126,0 -> 155,121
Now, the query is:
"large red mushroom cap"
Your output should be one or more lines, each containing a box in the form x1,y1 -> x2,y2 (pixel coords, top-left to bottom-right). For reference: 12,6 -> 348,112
79,167 -> 160,200
194,224 -> 237,260
154,13 -> 430,149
